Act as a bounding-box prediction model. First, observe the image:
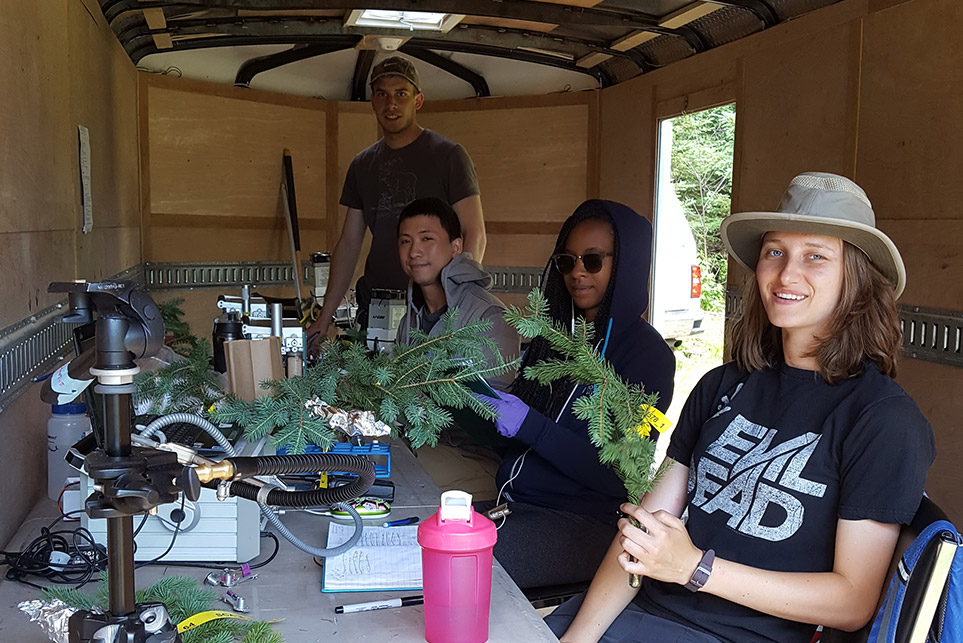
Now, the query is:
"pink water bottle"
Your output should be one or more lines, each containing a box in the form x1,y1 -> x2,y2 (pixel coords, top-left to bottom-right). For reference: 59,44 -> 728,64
417,490 -> 497,643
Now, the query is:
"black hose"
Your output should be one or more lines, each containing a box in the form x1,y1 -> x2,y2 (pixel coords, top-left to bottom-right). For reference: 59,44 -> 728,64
227,453 -> 375,507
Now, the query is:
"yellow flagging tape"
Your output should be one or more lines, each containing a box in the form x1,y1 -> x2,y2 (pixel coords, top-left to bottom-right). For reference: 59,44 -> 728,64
177,610 -> 256,633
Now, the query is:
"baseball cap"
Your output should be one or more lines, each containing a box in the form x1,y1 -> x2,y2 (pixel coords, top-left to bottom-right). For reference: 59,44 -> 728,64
369,56 -> 421,93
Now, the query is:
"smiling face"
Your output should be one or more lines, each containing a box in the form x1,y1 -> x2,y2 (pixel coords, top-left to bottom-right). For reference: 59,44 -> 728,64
756,230 -> 845,350
370,76 -> 423,140
562,218 -> 615,323
398,214 -> 462,289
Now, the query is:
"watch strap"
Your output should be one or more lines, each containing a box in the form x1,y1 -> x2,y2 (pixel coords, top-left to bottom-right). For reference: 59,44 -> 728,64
684,548 -> 715,592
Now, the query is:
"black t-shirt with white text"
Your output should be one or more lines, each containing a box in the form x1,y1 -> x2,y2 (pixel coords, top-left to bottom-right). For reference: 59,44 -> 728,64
636,361 -> 935,643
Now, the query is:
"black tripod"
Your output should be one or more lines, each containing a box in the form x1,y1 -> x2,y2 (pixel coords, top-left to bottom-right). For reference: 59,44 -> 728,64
49,281 -> 200,643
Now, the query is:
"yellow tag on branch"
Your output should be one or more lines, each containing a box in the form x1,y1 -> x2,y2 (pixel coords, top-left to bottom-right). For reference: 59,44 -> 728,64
634,405 -> 672,438
177,610 -> 256,633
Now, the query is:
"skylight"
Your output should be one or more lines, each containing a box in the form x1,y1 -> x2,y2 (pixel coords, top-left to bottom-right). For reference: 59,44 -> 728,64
345,10 -> 465,33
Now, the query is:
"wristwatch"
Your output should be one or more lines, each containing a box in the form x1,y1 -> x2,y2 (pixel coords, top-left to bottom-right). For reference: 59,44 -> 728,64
683,548 -> 715,592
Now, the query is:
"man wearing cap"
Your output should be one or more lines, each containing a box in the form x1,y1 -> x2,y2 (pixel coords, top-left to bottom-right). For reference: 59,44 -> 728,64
308,56 -> 485,340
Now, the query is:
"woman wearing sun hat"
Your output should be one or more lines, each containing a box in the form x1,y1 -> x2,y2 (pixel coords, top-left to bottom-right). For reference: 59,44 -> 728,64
546,172 -> 935,643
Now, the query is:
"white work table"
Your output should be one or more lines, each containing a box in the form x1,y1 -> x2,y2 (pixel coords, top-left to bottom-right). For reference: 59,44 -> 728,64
0,442 -> 559,642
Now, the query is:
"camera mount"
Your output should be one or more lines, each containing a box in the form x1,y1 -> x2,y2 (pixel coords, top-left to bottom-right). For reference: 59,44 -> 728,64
47,280 -> 199,643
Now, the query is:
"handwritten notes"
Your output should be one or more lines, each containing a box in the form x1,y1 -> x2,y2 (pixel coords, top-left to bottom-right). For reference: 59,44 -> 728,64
321,523 -> 423,593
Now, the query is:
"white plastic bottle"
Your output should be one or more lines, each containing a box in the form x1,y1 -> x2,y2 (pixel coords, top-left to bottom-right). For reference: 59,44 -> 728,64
48,403 -> 91,501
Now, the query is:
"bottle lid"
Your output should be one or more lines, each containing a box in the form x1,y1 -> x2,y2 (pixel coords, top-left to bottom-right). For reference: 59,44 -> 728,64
417,490 -> 497,552
52,402 -> 87,415
439,490 -> 473,522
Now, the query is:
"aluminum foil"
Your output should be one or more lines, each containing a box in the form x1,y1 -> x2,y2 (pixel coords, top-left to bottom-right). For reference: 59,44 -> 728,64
18,599 -> 76,643
304,398 -> 391,439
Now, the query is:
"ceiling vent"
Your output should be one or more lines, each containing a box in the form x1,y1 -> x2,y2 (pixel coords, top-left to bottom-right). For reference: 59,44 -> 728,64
345,10 -> 465,33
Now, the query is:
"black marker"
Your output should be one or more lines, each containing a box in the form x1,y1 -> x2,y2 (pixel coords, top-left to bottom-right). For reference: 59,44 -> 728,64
334,595 -> 424,614
383,516 -> 420,528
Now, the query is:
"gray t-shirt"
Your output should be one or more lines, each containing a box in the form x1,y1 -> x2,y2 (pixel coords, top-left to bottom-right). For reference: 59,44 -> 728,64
340,129 -> 480,316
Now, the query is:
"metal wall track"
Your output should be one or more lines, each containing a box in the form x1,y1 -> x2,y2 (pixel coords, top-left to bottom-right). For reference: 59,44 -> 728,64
0,265 -> 145,414
900,305 -> 963,367
141,261 -> 546,293
486,266 -> 545,293
143,261 -> 304,289
0,302 -> 76,414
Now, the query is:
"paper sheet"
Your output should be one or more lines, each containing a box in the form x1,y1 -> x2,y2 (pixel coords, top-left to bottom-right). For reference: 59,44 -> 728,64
321,523 -> 423,593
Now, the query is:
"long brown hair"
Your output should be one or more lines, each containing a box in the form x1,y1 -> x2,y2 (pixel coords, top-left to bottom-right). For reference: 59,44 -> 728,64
731,241 -> 902,384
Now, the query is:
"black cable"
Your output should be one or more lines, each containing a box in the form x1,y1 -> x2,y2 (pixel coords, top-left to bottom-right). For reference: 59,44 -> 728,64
144,531 -> 281,570
132,512 -> 150,539
57,481 -> 80,521
1,523 -> 108,589
134,495 -> 186,569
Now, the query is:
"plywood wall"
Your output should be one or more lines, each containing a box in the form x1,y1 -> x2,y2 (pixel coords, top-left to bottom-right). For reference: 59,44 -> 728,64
855,0 -> 963,512
0,0 -> 141,547
598,0 -> 963,520
143,76 -> 327,262
420,94 -> 594,272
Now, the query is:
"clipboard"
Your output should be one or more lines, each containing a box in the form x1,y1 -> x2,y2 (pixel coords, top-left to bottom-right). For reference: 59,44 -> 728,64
465,375 -> 501,400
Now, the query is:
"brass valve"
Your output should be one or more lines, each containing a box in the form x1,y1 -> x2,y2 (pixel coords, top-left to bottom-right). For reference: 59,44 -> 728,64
193,460 -> 236,484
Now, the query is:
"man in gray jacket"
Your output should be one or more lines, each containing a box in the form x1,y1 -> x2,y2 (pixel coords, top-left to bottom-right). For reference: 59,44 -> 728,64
395,197 -> 519,499
395,197 -> 518,389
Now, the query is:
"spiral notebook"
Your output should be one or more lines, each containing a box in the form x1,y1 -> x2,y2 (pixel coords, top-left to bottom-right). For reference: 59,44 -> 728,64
321,523 -> 423,593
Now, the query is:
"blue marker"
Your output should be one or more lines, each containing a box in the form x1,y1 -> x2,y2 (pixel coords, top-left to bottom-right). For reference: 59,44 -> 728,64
383,516 -> 420,528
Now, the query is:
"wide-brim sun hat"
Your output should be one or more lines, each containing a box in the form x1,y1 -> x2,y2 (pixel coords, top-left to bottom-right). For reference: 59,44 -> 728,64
720,172 -> 906,298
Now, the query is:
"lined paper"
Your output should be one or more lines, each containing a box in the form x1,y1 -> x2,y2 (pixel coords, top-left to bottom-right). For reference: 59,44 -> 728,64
321,523 -> 423,593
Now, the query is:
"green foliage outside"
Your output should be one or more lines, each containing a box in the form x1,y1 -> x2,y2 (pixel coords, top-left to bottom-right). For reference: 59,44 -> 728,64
669,105 -> 736,313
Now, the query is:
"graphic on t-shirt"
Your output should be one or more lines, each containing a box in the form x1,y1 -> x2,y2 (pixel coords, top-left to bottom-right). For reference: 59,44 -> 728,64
376,158 -> 416,222
709,382 -> 744,420
689,414 -> 826,542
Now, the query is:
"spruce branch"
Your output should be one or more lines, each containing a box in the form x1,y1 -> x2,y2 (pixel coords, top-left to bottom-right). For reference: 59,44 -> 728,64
135,339 -> 223,416
42,573 -> 282,642
212,309 -> 516,452
504,290 -> 667,503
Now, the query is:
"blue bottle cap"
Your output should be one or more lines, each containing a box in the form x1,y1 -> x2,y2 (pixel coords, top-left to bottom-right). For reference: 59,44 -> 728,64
52,403 -> 87,415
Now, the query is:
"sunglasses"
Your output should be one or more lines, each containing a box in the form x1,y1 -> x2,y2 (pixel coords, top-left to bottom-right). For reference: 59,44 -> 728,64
551,251 -> 614,275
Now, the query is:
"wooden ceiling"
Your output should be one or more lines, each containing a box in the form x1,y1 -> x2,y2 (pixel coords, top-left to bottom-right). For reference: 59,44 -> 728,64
98,0 -> 843,98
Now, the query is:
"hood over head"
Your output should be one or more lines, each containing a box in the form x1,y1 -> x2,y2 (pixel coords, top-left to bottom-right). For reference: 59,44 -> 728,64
546,199 -> 653,341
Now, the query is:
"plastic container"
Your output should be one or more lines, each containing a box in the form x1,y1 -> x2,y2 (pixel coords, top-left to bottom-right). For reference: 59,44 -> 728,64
417,490 -> 497,643
47,403 -> 91,501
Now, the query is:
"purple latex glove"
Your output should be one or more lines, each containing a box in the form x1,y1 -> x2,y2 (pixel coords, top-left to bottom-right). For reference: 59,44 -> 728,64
477,392 -> 530,438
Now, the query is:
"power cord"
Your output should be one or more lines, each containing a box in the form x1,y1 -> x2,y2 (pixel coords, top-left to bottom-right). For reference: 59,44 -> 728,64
1,514 -> 108,589
2,503 -> 283,591
135,495 -> 186,569
146,531 -> 280,571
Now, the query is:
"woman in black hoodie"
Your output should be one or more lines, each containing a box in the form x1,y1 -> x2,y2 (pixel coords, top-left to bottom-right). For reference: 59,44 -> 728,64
478,199 -> 676,590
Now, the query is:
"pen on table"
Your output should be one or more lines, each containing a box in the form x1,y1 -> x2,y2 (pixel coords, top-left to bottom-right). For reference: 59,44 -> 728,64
383,516 -> 420,528
334,596 -> 424,614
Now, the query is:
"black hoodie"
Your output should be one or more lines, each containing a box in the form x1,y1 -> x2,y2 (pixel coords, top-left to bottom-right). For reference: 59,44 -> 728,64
496,199 -> 677,519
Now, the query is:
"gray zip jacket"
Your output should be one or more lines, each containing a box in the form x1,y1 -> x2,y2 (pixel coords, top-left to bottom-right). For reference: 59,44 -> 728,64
395,253 -> 519,390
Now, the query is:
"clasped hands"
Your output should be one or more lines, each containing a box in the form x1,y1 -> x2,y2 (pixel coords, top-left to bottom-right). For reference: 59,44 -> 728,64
617,502 -> 704,587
